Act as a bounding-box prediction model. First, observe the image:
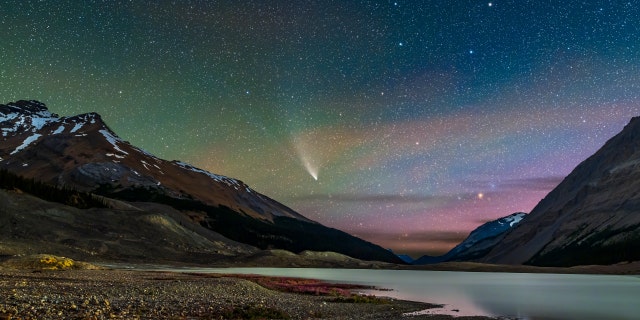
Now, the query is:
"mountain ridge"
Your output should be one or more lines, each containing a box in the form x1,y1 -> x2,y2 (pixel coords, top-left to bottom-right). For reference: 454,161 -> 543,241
413,212 -> 526,265
481,116 -> 640,266
0,100 -> 402,264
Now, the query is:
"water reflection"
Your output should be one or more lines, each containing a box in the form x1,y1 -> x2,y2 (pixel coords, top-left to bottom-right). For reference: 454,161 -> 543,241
134,266 -> 640,320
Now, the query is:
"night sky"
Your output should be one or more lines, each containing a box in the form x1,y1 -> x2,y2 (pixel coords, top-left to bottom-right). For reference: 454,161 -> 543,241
2,1 -> 639,257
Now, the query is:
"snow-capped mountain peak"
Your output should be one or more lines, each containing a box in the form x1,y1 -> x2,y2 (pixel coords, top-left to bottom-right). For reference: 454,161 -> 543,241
0,100 -> 58,137
0,100 -> 309,222
413,212 -> 527,265
0,100 -> 403,264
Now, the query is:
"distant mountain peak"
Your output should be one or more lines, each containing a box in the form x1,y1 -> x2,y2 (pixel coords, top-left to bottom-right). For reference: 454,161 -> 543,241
413,212 -> 527,265
2,99 -> 49,113
1,100 -> 58,138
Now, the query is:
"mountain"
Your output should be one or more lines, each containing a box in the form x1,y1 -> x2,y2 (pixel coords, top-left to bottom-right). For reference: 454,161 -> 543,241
0,100 -> 402,264
413,212 -> 526,265
387,249 -> 415,264
481,117 -> 640,267
396,254 -> 415,264
0,187 -> 257,263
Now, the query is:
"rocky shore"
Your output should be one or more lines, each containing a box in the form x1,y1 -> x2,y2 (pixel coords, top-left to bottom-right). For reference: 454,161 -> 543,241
0,269 -> 498,320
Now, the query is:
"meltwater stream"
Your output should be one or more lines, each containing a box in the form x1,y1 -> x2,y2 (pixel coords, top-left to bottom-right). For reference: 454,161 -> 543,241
140,267 -> 640,320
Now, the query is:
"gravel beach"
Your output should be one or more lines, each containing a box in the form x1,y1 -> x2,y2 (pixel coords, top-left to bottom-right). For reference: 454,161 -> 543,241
0,269 -> 499,320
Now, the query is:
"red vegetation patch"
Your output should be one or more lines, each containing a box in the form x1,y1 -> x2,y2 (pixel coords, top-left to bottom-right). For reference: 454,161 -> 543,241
236,274 -> 375,297
191,273 -> 375,297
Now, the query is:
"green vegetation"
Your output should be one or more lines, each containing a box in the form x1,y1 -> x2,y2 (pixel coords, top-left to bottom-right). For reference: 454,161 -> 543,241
0,168 -> 107,209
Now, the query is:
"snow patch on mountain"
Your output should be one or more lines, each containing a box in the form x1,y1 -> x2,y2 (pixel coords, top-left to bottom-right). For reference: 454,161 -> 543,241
29,112 -> 56,131
52,125 -> 65,134
10,133 -> 42,155
173,161 -> 249,191
0,111 -> 20,125
133,146 -> 160,161
505,213 -> 524,226
106,153 -> 125,159
1,102 -> 58,137
70,122 -> 84,133
99,129 -> 128,155
413,212 -> 527,265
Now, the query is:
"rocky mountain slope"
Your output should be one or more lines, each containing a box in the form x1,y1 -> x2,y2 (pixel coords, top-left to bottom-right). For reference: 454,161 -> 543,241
0,100 -> 305,222
481,117 -> 640,267
0,100 -> 401,264
0,188 -> 256,263
413,212 -> 526,265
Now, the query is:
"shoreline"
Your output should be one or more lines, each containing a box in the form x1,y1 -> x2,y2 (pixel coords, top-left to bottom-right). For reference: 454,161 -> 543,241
0,269 -> 499,320
96,259 -> 640,276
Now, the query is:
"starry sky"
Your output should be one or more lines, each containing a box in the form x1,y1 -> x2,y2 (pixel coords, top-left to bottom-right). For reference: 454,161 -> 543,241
2,1 -> 639,257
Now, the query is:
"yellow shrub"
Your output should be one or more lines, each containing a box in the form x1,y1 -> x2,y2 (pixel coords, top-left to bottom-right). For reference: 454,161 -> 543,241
38,255 -> 75,270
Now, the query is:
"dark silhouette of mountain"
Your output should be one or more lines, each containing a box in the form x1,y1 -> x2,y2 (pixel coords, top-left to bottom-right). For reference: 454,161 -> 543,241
0,168 -> 106,209
0,100 -> 402,264
481,117 -> 640,267
0,187 -> 258,263
413,212 -> 526,265
396,254 -> 415,264
387,249 -> 414,264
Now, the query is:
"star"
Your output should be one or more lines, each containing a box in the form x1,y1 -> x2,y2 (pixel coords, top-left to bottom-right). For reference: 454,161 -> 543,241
1,0 -> 638,257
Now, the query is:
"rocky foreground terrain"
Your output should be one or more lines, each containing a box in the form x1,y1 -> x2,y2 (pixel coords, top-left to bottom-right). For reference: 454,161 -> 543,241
0,256 -> 498,320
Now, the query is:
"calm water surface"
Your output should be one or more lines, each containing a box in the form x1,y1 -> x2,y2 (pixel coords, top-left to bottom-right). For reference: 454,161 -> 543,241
143,267 -> 639,320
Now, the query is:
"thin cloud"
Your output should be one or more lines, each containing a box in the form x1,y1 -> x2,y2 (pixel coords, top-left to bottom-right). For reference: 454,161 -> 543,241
290,193 -> 479,204
466,176 -> 564,192
501,176 -> 564,191
353,231 -> 469,243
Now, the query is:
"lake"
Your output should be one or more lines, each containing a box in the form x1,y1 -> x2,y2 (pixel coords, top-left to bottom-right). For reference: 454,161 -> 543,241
140,267 -> 640,319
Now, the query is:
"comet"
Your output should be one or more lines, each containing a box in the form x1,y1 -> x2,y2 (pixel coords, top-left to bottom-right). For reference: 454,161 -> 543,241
292,134 -> 320,181
298,149 -> 319,180
304,160 -> 319,180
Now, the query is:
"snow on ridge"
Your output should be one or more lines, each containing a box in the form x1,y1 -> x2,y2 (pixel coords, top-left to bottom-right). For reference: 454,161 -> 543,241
106,153 -> 125,159
0,111 -> 19,123
10,133 -> 42,155
505,213 -> 526,227
70,122 -> 84,133
173,161 -> 246,190
0,107 -> 58,136
52,125 -> 65,134
30,112 -> 57,130
133,146 -> 160,160
99,129 -> 129,155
